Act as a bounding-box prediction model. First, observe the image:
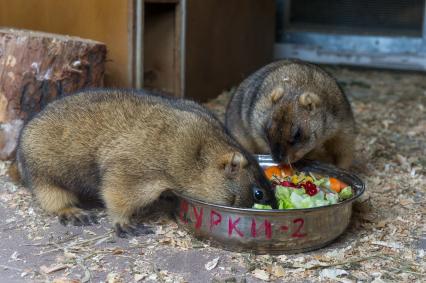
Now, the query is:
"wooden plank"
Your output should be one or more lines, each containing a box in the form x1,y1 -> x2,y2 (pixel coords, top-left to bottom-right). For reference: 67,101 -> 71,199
184,0 -> 276,102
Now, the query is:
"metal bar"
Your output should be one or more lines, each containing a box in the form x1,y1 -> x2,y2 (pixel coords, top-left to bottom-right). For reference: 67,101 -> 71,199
274,43 -> 426,71
278,31 -> 426,53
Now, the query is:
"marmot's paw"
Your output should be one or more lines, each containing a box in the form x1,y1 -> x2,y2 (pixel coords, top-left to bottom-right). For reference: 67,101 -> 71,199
114,223 -> 154,238
58,207 -> 98,226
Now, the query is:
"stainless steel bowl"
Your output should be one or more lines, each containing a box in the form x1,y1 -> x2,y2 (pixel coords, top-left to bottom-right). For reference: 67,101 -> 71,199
174,155 -> 365,254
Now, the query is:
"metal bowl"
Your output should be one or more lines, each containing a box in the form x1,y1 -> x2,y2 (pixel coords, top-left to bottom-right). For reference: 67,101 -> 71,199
174,155 -> 365,254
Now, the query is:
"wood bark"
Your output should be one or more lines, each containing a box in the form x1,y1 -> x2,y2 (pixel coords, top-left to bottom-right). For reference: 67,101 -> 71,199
0,28 -> 106,159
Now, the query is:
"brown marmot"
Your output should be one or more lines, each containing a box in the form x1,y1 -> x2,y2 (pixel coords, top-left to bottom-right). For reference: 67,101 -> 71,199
225,59 -> 356,169
17,89 -> 275,237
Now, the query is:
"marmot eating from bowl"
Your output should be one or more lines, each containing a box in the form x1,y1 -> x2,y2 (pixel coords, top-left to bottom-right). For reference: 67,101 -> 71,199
225,59 -> 356,169
17,89 -> 275,237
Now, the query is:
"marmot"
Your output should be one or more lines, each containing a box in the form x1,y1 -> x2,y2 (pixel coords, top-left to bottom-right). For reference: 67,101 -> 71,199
17,89 -> 275,237
225,59 -> 356,169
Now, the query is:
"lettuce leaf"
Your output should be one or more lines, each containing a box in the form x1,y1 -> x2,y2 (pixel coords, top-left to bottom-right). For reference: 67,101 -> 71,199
339,186 -> 353,200
325,193 -> 338,204
253,203 -> 273,210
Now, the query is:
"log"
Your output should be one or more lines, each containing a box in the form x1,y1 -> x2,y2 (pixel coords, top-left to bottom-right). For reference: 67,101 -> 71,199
0,28 -> 107,160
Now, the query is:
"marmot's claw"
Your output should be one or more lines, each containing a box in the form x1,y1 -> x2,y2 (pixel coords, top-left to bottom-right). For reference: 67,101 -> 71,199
90,214 -> 99,224
71,212 -> 94,226
114,223 -> 154,238
58,209 -> 97,226
59,215 -> 69,226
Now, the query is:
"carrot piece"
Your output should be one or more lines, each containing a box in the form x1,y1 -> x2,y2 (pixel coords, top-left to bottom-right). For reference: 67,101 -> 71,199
329,177 -> 348,193
280,164 -> 294,177
264,165 -> 282,179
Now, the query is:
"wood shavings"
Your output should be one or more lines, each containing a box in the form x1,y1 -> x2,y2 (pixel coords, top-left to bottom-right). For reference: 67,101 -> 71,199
371,241 -> 403,250
133,273 -> 145,282
106,272 -> 123,283
271,264 -> 285,278
111,248 -> 124,255
52,278 -> 80,283
40,263 -> 68,274
205,257 -> 220,271
0,66 -> 425,282
251,269 -> 270,281
9,251 -> 20,261
319,268 -> 348,281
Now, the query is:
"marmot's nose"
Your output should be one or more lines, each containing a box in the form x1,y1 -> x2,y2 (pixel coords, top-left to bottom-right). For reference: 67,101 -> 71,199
271,143 -> 285,163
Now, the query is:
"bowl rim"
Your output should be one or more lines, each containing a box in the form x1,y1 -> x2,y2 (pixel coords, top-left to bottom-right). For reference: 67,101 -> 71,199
174,155 -> 365,214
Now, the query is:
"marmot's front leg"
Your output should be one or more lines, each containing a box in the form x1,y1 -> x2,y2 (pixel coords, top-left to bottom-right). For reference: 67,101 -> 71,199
101,173 -> 169,237
324,133 -> 355,169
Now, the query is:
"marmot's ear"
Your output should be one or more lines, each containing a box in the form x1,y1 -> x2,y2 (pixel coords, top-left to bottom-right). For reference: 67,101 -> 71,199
221,152 -> 248,177
269,87 -> 285,103
299,92 -> 321,111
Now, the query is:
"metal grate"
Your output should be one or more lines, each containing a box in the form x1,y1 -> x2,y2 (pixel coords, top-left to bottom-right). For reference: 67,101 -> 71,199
288,0 -> 425,35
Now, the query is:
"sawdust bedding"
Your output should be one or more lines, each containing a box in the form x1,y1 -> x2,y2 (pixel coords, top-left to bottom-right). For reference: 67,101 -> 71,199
0,66 -> 424,282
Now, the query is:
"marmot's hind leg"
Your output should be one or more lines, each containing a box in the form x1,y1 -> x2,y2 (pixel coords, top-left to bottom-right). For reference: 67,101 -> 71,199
33,182 -> 97,226
101,173 -> 168,238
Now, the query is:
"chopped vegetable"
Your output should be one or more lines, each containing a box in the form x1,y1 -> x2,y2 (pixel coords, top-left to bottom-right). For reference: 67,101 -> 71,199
264,164 -> 294,179
253,165 -> 354,210
264,165 -> 282,179
253,203 -> 273,210
281,164 -> 294,176
328,177 -> 348,193
325,192 -> 338,204
338,186 -> 353,200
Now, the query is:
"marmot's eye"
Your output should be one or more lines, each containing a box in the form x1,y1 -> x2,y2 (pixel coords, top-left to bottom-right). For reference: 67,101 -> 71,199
254,189 -> 264,201
289,127 -> 302,145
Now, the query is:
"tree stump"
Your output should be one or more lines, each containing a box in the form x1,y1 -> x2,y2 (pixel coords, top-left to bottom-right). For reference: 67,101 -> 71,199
0,28 -> 107,160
